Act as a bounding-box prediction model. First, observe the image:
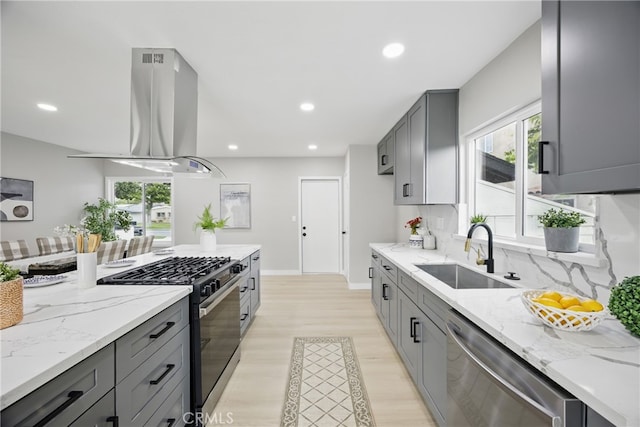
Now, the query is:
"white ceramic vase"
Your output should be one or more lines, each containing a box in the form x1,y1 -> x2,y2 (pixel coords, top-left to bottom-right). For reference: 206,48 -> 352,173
200,230 -> 217,252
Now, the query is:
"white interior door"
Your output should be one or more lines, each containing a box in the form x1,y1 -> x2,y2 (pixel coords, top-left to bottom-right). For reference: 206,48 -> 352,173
300,178 -> 341,273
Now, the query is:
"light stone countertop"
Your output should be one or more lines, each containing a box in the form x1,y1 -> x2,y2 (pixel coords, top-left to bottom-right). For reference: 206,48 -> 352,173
371,243 -> 640,427
0,244 -> 261,411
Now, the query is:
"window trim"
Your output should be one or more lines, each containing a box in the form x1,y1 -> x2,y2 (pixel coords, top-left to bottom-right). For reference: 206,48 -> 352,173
462,101 -> 597,254
105,176 -> 175,247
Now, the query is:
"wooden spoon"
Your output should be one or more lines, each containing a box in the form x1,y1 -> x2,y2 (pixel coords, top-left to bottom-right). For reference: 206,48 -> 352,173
76,234 -> 83,253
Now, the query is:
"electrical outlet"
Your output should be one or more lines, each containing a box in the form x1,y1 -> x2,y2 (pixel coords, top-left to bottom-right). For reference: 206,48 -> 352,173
436,217 -> 444,229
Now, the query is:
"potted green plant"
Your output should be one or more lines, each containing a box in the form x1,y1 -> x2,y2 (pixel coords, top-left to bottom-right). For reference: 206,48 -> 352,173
538,208 -> 585,253
0,262 -> 23,329
82,198 -> 132,242
608,276 -> 640,338
194,204 -> 227,251
470,213 -> 487,224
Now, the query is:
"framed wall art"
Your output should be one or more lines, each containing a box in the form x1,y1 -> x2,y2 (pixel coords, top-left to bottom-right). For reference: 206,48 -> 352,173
220,183 -> 251,228
0,177 -> 34,221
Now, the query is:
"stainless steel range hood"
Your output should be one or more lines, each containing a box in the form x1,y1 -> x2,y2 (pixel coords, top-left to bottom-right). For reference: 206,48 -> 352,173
70,48 -> 224,176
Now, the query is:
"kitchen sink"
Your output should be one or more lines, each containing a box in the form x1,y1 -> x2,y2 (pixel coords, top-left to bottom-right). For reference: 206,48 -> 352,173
415,263 -> 514,290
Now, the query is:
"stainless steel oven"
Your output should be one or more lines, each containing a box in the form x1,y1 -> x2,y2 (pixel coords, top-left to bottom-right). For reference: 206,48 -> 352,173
447,310 -> 584,427
194,278 -> 241,422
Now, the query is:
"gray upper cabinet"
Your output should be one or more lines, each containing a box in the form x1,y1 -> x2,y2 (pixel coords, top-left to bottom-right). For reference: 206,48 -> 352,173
394,90 -> 459,205
541,0 -> 640,194
377,130 -> 394,175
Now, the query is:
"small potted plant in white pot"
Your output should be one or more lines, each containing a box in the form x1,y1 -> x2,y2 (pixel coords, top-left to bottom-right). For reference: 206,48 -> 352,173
194,204 -> 227,252
538,208 -> 585,253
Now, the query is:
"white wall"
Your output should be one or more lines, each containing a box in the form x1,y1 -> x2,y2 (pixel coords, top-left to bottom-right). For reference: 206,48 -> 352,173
405,20 -> 640,303
173,157 -> 344,273
0,132 -> 105,255
345,145 -> 395,287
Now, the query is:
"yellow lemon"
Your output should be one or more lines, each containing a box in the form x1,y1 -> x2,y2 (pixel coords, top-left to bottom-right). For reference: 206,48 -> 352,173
559,295 -> 581,309
536,298 -> 563,309
581,299 -> 604,312
540,291 -> 563,302
567,305 -> 587,312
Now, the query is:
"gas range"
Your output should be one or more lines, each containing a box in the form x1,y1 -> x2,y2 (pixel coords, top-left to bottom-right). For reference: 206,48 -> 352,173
97,256 -> 241,304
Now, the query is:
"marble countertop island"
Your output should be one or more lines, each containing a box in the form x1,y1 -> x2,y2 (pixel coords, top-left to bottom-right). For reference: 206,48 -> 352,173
0,244 -> 260,411
371,243 -> 640,427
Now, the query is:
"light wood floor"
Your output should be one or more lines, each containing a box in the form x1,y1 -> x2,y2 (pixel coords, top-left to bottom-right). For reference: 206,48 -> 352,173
212,275 -> 436,427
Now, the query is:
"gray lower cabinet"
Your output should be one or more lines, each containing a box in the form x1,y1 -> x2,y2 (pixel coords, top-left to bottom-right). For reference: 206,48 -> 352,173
249,251 -> 261,319
394,90 -> 458,205
541,0 -> 640,194
376,266 -> 447,427
69,390 -> 116,427
144,378 -> 190,427
371,251 -> 399,346
116,324 -> 190,426
0,343 -> 116,426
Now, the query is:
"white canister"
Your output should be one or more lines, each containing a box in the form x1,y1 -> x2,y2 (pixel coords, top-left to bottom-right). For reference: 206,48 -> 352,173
77,252 -> 97,288
408,235 -> 423,249
423,233 -> 436,250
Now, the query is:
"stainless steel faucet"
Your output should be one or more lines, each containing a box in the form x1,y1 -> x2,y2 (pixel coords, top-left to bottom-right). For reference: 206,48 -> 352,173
464,223 -> 495,273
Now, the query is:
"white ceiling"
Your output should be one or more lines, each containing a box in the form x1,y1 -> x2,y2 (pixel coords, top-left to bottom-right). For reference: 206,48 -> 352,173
1,1 -> 541,158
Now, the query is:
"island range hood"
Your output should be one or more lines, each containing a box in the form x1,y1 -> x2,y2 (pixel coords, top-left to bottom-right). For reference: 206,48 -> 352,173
70,48 -> 224,176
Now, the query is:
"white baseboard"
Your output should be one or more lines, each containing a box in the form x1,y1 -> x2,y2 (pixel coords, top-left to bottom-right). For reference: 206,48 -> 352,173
261,270 -> 300,276
348,282 -> 371,290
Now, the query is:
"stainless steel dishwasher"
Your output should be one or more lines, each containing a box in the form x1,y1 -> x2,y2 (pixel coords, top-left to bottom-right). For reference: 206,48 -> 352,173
447,310 -> 584,427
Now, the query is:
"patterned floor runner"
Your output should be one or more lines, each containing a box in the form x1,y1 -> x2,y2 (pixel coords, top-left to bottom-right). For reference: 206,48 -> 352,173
281,337 -> 375,427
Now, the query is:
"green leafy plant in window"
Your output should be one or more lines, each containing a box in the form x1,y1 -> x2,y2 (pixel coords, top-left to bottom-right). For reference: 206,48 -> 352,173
537,208 -> 585,228
470,214 -> 487,224
82,198 -> 132,242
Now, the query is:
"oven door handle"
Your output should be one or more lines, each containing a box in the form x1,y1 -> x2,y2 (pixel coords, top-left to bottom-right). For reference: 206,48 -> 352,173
446,322 -> 560,425
199,280 -> 240,319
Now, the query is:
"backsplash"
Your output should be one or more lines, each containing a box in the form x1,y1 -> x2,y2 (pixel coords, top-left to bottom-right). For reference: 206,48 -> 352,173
409,194 -> 640,304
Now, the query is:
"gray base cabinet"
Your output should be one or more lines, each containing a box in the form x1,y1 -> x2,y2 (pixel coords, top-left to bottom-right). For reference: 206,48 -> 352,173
372,264 -> 447,427
239,250 -> 261,337
541,0 -> 640,194
371,251 -> 399,346
1,297 -> 191,427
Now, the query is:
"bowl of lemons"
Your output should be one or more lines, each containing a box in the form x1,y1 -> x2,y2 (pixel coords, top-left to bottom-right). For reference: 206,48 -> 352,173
521,289 -> 607,332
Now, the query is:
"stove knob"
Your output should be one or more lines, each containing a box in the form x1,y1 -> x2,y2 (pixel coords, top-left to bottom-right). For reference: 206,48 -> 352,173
201,284 -> 212,298
232,264 -> 243,274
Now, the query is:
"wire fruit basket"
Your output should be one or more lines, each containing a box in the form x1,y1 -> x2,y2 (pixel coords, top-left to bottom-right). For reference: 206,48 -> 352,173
521,290 -> 607,332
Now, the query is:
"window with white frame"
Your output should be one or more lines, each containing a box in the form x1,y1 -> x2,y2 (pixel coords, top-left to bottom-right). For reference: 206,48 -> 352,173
468,102 -> 596,249
106,177 -> 173,247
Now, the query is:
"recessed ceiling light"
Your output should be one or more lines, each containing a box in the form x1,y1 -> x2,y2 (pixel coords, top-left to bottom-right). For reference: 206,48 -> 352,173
228,144 -> 238,151
37,103 -> 58,112
300,102 -> 315,112
382,43 -> 405,59
308,144 -> 318,151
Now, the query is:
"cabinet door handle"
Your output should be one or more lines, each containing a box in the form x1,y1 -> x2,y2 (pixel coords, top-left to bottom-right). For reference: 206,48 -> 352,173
107,416 -> 119,427
240,286 -> 248,293
166,419 -> 176,427
383,265 -> 391,271
381,154 -> 388,166
150,364 -> 175,385
411,318 -> 420,343
149,321 -> 176,339
372,254 -> 378,259
538,140 -> 550,174
382,284 -> 389,300
33,390 -> 83,427
409,317 -> 417,338
252,256 -> 260,261
241,313 -> 249,321
368,267 -> 373,279
251,277 -> 256,290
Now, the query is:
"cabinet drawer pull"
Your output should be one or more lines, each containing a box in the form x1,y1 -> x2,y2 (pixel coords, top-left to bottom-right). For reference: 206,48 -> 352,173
538,140 -> 549,174
240,286 -> 248,293
150,364 -> 175,385
383,265 -> 391,271
411,318 -> 420,343
240,313 -> 249,321
166,418 -> 176,427
372,254 -> 378,259
368,267 -> 373,279
107,416 -> 119,427
252,255 -> 260,261
33,390 -> 83,427
251,277 -> 256,290
409,317 -> 417,338
382,284 -> 389,300
381,154 -> 388,166
149,321 -> 176,339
